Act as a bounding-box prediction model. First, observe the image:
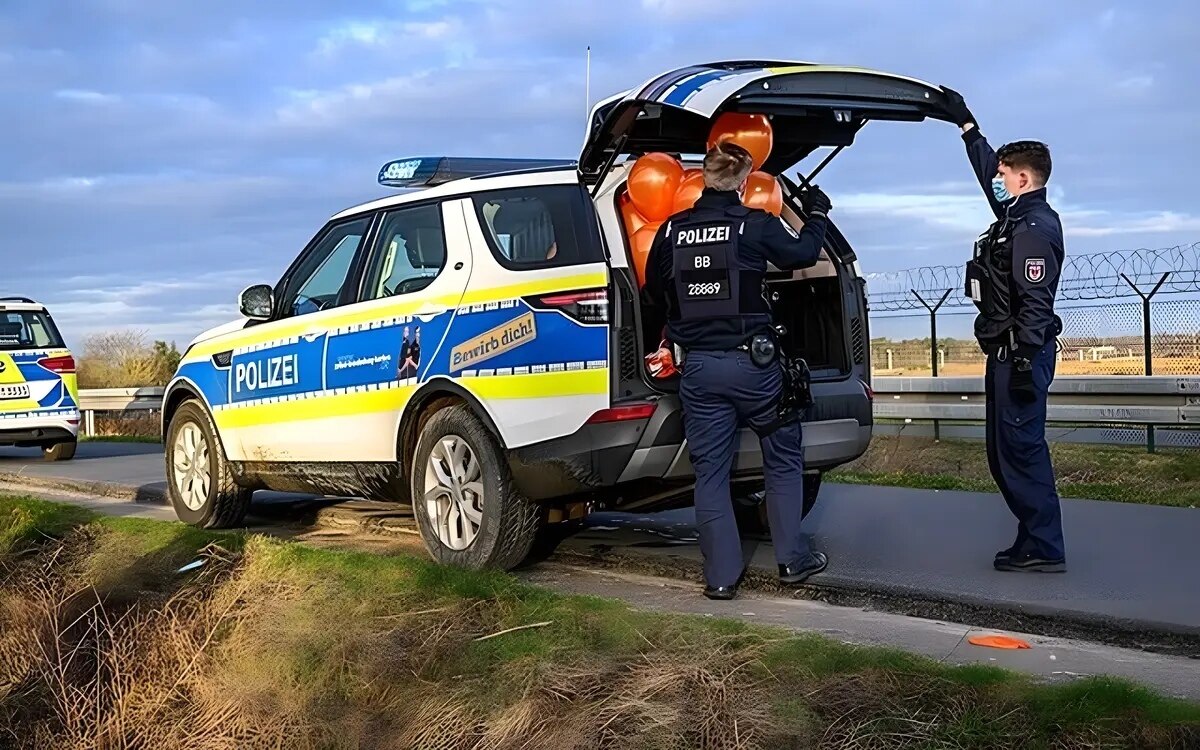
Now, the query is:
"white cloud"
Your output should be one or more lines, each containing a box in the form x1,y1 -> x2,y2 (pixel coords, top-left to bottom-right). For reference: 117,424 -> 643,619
54,89 -> 120,104
835,191 -> 994,233
827,186 -> 1200,242
1116,74 -> 1154,91
313,17 -> 464,58
640,0 -> 744,17
1061,209 -> 1200,238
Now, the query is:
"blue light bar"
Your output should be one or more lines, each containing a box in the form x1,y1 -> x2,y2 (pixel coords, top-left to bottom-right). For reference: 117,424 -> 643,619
378,156 -> 577,188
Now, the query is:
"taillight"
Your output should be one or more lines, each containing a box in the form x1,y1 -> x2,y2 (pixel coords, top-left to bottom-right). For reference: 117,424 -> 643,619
862,379 -> 874,401
586,401 -> 656,424
38,355 -> 76,374
528,288 -> 609,324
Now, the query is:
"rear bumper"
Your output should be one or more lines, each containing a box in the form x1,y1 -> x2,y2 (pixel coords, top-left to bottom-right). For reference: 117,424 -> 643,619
507,378 -> 871,501
0,409 -> 79,446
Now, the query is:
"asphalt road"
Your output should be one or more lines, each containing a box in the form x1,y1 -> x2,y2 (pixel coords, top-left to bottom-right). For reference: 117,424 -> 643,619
2,442 -> 1198,646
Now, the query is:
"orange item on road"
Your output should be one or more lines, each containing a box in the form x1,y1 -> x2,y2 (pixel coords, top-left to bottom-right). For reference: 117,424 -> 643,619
967,635 -> 1031,650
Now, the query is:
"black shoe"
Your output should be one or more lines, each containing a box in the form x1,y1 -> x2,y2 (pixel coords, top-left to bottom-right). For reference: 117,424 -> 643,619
779,551 -> 828,585
703,569 -> 746,600
994,551 -> 1066,573
703,583 -> 739,600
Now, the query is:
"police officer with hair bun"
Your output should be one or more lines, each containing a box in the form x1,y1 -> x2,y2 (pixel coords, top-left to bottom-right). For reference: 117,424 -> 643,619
941,87 -> 1068,573
643,140 -> 832,600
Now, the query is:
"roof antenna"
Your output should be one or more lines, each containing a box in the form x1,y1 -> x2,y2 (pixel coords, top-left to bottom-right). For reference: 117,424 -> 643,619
585,46 -> 591,122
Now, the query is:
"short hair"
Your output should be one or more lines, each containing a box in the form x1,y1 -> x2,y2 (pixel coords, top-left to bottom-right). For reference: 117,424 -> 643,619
702,141 -> 754,191
997,140 -> 1052,185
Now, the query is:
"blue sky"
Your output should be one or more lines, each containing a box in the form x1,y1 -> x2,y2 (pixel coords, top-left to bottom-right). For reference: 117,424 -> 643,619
1,0 -> 1197,347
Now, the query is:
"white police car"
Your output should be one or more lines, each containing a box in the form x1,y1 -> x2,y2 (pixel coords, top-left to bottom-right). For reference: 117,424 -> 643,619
0,297 -> 80,461
162,60 -> 957,569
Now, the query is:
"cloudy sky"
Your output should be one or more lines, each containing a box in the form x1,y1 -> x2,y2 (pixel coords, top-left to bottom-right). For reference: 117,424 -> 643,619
1,0 -> 1196,347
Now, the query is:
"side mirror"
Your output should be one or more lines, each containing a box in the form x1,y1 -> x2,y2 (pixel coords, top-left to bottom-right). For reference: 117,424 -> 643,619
238,284 -> 274,321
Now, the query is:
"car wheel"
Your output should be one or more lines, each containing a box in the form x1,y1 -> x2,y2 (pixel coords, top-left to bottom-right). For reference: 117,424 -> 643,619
411,405 -> 539,570
42,438 -> 77,462
165,400 -> 252,529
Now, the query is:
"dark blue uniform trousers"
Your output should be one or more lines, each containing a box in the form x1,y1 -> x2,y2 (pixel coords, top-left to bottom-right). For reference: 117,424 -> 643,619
680,350 -> 814,588
985,339 -> 1066,560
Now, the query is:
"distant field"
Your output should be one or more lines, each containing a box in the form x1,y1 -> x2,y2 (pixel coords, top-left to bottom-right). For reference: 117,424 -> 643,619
872,356 -> 1200,377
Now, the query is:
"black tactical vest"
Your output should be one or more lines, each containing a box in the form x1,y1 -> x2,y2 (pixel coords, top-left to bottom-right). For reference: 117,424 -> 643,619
964,216 -> 1025,340
669,204 -> 768,324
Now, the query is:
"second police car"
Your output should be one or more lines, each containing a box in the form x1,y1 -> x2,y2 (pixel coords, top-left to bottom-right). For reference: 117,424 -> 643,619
162,60 -> 959,570
0,297 -> 80,461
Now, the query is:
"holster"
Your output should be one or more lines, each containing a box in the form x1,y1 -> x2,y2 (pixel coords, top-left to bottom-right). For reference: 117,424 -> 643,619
753,353 -> 812,438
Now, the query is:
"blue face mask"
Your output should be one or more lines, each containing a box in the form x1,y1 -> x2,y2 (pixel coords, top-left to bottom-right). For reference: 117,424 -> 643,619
992,176 -> 1013,203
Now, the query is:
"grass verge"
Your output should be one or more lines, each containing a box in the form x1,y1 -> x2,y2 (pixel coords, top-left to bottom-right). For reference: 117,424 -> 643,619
830,435 -> 1200,508
1,495 -> 1197,749
79,434 -> 162,444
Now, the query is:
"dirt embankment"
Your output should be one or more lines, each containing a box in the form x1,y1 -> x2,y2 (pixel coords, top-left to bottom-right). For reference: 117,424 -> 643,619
1,499 -> 1197,750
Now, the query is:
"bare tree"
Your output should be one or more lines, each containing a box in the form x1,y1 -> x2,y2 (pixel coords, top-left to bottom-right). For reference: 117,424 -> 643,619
76,330 -> 179,388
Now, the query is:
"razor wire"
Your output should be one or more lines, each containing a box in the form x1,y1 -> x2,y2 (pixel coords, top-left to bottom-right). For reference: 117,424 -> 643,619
866,242 -> 1200,312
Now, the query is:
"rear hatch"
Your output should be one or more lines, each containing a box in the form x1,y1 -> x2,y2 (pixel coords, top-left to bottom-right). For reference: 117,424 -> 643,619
0,301 -> 77,417
579,60 -> 954,181
582,61 -> 952,393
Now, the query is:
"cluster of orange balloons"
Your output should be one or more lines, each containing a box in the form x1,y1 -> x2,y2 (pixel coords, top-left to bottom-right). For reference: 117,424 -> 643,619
622,113 -> 782,287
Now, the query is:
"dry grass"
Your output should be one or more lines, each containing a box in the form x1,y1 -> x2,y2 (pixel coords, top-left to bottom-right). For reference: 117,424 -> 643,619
1,497 -> 1197,749
871,355 -> 1200,378
832,435 -> 1200,507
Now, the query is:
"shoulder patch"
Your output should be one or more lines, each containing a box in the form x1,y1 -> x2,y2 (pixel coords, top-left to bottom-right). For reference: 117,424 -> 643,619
780,217 -> 799,239
1025,257 -> 1047,283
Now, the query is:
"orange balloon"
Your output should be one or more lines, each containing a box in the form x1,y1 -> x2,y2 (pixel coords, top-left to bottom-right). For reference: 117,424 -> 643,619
707,113 -> 773,171
619,192 -> 649,237
627,153 -> 683,222
743,171 -> 782,216
631,221 -> 662,288
672,169 -> 705,213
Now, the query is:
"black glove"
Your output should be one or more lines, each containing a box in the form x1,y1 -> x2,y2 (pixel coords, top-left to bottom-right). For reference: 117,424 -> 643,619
939,86 -> 976,128
1010,349 -> 1037,403
802,185 -> 832,219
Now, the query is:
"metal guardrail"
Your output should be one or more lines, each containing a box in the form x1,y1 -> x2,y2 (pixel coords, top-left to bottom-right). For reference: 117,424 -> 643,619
77,377 -> 1200,431
77,387 -> 164,435
871,376 -> 1200,426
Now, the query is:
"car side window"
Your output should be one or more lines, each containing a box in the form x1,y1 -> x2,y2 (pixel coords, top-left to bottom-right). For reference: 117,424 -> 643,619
363,203 -> 446,300
472,185 -> 604,270
281,216 -> 371,318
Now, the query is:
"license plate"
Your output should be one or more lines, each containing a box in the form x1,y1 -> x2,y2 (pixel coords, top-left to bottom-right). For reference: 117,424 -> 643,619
0,384 -> 30,400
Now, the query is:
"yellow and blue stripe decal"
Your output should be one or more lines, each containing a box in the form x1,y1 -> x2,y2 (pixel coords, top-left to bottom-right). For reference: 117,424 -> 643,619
0,350 -> 77,415
175,295 -> 607,424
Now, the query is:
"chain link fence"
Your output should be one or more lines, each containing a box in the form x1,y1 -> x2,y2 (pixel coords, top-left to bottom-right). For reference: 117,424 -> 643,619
866,243 -> 1200,377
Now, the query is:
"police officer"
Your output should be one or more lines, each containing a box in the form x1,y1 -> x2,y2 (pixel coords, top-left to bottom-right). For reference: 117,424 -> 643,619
942,87 -> 1067,573
643,141 -> 831,599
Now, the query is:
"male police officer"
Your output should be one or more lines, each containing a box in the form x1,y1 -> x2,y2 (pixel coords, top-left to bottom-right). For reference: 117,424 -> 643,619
942,87 -> 1067,573
643,141 -> 832,599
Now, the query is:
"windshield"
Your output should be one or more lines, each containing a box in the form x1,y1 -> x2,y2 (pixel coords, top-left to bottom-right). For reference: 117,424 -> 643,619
0,310 -> 66,350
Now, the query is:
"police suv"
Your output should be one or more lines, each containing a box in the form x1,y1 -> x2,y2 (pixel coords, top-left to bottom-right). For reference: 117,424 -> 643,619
0,297 -> 80,461
162,60 -> 956,569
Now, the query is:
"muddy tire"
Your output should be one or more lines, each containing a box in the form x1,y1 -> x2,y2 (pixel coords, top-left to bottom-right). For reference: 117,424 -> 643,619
165,400 -> 252,529
411,405 -> 539,571
42,439 -> 77,462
